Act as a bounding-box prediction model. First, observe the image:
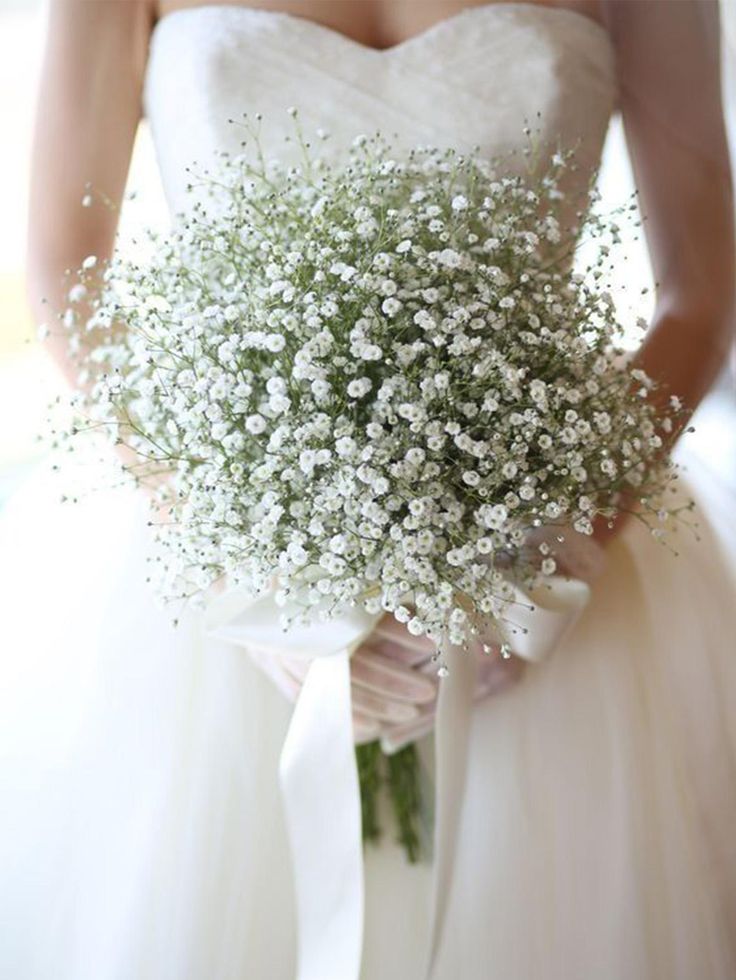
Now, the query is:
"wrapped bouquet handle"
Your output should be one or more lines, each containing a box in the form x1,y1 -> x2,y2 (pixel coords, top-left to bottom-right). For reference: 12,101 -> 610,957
205,532 -> 606,980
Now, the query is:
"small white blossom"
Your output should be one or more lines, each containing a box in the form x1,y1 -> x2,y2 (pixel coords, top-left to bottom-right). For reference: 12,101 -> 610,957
245,414 -> 266,435
438,248 -> 462,268
347,377 -> 372,398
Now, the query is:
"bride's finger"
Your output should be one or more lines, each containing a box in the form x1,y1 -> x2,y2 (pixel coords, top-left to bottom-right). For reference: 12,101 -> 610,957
351,650 -> 437,704
350,686 -> 420,724
382,656 -> 526,753
371,613 -> 437,654
355,638 -> 431,668
253,650 -> 438,712
353,710 -> 382,745
380,709 -> 437,754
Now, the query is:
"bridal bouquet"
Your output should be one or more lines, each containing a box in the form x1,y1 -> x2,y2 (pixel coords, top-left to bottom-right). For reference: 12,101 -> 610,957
58,113 -> 685,851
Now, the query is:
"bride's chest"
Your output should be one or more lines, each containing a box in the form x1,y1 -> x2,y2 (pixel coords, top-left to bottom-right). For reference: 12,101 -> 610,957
153,1 -> 606,51
143,4 -> 616,215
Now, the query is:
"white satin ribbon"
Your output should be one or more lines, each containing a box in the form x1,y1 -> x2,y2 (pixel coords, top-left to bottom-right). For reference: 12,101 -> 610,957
493,576 -> 592,664
206,588 -> 380,980
279,654 -> 363,980
205,571 -> 594,980
424,638 -> 477,977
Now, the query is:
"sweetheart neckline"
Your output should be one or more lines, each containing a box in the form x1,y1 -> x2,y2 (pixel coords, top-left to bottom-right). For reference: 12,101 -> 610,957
150,2 -> 613,57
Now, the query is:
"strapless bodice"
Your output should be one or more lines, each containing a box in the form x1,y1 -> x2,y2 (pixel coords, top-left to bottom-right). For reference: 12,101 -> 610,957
143,3 -> 617,216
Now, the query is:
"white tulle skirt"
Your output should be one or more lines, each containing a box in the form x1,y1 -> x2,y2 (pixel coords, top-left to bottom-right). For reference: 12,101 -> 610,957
2,440 -> 736,980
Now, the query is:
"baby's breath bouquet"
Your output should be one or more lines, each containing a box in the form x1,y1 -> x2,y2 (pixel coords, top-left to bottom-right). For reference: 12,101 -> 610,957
59,114 -> 684,853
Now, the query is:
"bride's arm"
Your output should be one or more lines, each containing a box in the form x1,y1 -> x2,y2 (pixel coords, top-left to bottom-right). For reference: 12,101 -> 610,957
595,0 -> 735,541
26,0 -> 152,386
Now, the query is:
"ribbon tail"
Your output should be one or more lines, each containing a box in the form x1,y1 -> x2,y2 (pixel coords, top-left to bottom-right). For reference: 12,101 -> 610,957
279,652 -> 364,980
425,640 -> 478,978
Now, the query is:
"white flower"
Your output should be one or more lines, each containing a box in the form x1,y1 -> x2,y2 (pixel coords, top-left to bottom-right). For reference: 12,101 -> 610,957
347,377 -> 372,398
372,476 -> 389,495
406,617 -> 424,637
437,248 -> 462,269
356,220 -> 378,238
478,503 -> 509,530
529,379 -> 547,407
335,436 -> 357,458
311,379 -> 331,400
299,449 -> 317,474
267,390 -> 290,414
359,344 -> 383,361
573,517 -> 594,536
245,414 -> 266,434
265,334 -> 286,352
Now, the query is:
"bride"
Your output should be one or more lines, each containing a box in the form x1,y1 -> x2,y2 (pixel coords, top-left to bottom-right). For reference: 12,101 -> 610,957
3,0 -> 736,978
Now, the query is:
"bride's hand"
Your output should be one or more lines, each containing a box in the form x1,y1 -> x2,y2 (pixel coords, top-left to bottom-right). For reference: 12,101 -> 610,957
360,527 -> 605,753
363,614 -> 525,753
246,632 -> 438,745
246,612 -> 524,748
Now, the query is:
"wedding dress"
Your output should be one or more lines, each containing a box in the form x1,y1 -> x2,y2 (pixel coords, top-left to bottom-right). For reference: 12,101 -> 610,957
3,4 -> 736,979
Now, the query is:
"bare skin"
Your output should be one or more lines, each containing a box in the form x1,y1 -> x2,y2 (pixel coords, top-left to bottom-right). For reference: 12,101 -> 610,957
154,0 -> 606,48
27,1 -> 735,744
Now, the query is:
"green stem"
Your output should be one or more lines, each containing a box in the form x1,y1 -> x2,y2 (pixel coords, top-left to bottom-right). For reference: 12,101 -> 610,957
386,743 -> 423,864
356,740 -> 424,863
356,740 -> 383,844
